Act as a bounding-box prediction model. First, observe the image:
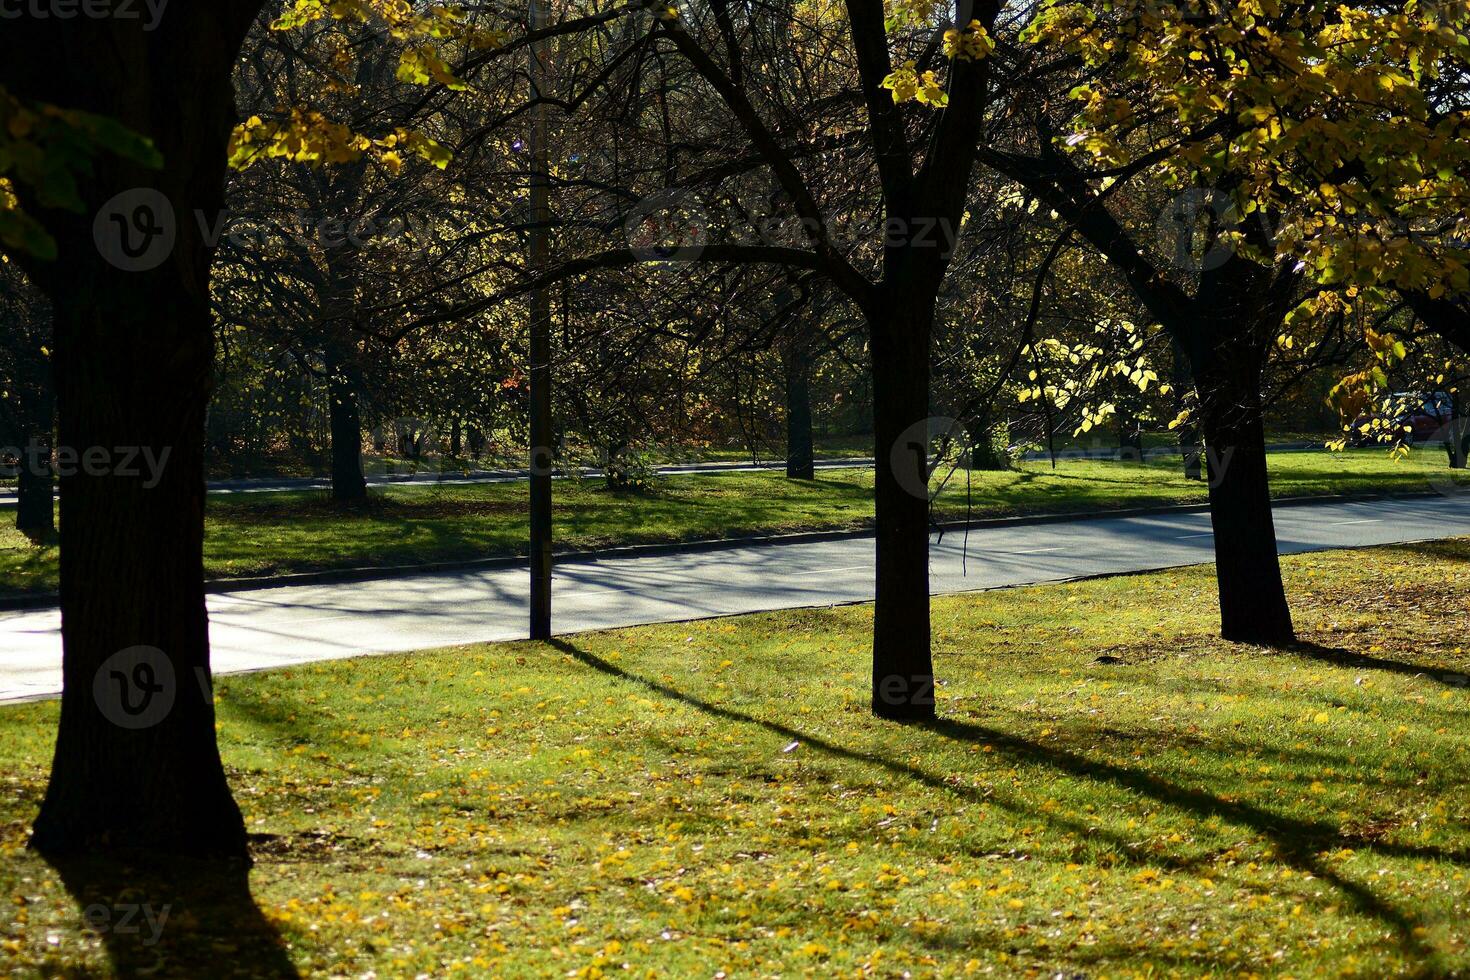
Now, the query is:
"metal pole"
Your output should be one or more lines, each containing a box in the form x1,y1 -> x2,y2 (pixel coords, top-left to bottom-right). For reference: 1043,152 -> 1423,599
528,0 -> 553,639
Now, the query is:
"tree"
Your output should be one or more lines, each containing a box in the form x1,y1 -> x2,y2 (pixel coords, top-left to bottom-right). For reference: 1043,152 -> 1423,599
942,0 -> 1469,645
307,0 -> 1003,717
0,3 -> 268,856
221,9 -> 516,502
1,0 -> 528,856
0,261 -> 55,535
503,0 -> 1006,719
949,4 -> 1307,643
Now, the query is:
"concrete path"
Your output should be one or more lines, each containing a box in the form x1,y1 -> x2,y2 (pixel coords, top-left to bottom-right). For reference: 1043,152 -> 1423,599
2,492 -> 1467,703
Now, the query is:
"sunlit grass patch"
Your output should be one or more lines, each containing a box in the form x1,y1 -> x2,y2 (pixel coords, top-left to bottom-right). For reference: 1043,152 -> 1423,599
1,539 -> 1468,975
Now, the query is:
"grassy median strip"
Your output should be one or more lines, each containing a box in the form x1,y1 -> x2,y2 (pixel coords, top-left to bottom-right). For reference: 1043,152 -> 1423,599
2,539 -> 1469,975
0,447 -> 1459,597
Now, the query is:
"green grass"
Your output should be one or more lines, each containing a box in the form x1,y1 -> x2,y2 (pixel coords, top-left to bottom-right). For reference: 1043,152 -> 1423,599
0,446 -> 1462,598
2,539 -> 1468,976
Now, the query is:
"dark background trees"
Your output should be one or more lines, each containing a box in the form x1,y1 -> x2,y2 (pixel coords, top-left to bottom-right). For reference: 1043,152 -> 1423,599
0,263 -> 54,535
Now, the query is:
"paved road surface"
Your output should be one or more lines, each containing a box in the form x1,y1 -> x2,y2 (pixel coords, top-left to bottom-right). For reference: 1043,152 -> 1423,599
2,493 -> 1468,702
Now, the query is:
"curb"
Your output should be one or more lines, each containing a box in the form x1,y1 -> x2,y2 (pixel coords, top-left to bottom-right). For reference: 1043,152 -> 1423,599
1017,441 -> 1324,461
0,488 -> 1453,613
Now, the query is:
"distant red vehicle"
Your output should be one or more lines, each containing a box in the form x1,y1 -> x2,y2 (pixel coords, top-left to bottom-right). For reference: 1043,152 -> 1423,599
1352,392 -> 1454,446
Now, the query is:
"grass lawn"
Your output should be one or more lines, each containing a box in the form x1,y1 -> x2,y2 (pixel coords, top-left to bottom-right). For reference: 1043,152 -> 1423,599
1,540 -> 1468,975
0,446 -> 1462,599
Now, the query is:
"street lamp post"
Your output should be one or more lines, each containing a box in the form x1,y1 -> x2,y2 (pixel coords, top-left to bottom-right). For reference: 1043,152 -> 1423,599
528,0 -> 553,639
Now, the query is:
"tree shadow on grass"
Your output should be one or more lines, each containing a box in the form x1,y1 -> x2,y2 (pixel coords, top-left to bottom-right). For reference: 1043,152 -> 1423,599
546,641 -> 1165,867
1285,640 -> 1470,688
44,852 -> 297,979
920,718 -> 1452,972
549,637 -> 1461,975
1382,538 -> 1470,564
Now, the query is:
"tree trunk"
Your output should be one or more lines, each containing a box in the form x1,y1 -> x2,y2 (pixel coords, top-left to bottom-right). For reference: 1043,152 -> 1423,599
4,312 -> 57,535
1116,409 -> 1144,463
3,6 -> 263,858
783,336 -> 815,480
13,373 -> 56,537
868,295 -> 935,721
1170,335 -> 1204,479
450,418 -> 463,459
965,412 -> 1009,471
1449,390 -> 1467,470
326,363 -> 367,504
32,277 -> 245,857
1194,339 -> 1295,646
15,425 -> 54,536
1181,427 -> 1204,481
603,438 -> 634,490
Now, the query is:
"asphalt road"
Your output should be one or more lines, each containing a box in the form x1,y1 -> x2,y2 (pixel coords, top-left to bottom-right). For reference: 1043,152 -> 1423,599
2,492 -> 1468,702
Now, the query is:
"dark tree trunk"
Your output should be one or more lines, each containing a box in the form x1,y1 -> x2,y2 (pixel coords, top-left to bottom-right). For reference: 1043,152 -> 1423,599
2,303 -> 57,535
1172,300 -> 1205,481
1194,338 -> 1295,646
3,5 -> 264,858
1116,410 -> 1144,463
325,362 -> 367,504
783,336 -> 815,480
450,418 -> 463,459
34,276 -> 245,858
603,438 -> 634,490
1449,391 -> 1467,470
965,412 -> 1009,471
1181,428 -> 1204,480
868,294 -> 935,721
15,425 -> 54,536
